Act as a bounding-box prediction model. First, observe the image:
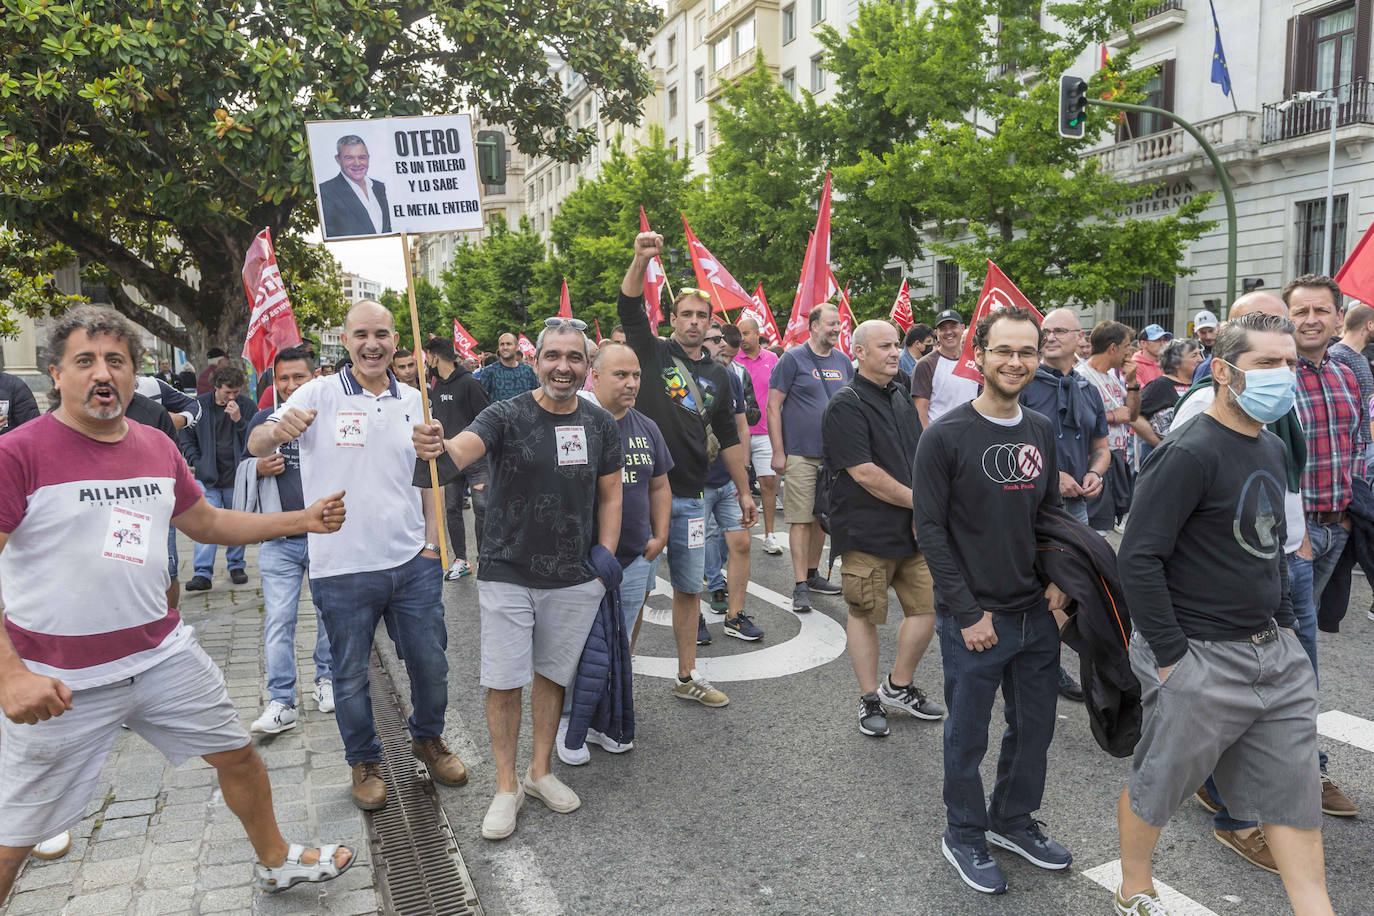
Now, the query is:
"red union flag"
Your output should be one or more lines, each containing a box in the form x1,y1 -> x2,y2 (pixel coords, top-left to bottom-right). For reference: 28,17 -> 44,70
558,277 -> 572,319
517,333 -> 536,359
951,260 -> 1046,383
241,228 -> 300,375
741,284 -> 782,347
452,318 -> 478,359
681,215 -> 755,318
889,279 -> 913,332
786,173 -> 837,346
831,273 -> 855,358
1336,220 -> 1374,307
640,207 -> 667,328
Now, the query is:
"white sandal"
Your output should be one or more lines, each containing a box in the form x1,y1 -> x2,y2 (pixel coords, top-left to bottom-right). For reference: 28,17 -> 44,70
253,843 -> 355,893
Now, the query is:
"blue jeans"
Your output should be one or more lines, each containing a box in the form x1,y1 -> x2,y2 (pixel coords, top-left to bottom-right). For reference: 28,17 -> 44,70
311,551 -> 448,764
619,554 -> 659,634
1306,518 -> 1349,606
938,604 -> 1061,844
703,481 -> 743,593
167,526 -> 179,581
665,494 -> 706,595
192,487 -> 245,578
1062,496 -> 1089,526
260,537 -> 333,706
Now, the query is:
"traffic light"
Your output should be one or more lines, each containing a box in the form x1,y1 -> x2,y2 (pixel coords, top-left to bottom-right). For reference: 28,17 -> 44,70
475,129 -> 506,185
1058,75 -> 1087,139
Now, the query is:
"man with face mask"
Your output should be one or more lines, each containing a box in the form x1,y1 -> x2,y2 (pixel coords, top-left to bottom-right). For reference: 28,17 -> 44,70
1115,312 -> 1332,916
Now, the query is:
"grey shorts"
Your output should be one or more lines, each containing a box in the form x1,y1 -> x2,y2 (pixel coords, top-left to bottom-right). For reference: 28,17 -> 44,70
478,578 -> 605,689
1127,628 -> 1321,830
0,640 -> 250,846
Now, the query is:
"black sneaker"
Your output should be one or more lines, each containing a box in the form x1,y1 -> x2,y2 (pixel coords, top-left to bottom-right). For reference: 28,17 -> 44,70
858,693 -> 888,737
229,569 -> 248,585
709,589 -> 728,614
986,820 -> 1072,870
723,612 -> 763,641
941,834 -> 1006,894
696,613 -> 711,646
185,575 -> 212,592
791,582 -> 812,613
1057,666 -> 1084,702
806,575 -> 842,596
878,680 -> 946,720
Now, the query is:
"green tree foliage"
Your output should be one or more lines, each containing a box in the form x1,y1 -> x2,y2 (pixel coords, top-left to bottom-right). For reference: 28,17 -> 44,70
440,213 -> 547,349
381,278 -> 445,352
0,0 -> 658,358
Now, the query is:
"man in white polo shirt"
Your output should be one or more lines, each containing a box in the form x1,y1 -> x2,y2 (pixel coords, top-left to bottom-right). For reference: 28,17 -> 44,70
247,300 -> 465,812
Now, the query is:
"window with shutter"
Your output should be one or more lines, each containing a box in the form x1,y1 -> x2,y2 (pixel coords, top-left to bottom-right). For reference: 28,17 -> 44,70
1117,60 -> 1175,141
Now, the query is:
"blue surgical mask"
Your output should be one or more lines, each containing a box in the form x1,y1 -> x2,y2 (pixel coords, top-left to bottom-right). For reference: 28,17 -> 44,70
1221,359 -> 1296,424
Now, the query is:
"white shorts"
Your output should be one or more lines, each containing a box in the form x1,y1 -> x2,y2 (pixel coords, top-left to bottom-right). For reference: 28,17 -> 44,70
0,640 -> 249,846
478,578 -> 605,689
750,434 -> 776,477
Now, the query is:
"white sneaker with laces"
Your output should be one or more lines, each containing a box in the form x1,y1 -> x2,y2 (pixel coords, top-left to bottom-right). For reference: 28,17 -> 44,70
761,533 -> 783,555
586,728 -> 633,753
444,559 -> 472,581
250,700 -> 298,734
1114,884 -> 1169,915
313,679 -> 335,713
556,718 -> 590,766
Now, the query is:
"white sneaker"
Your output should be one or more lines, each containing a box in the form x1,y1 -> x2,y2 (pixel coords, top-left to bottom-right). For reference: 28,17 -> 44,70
444,559 -> 472,581
761,533 -> 783,555
586,728 -> 633,754
31,831 -> 70,860
556,718 -> 590,766
313,679 -> 335,713
250,700 -> 298,734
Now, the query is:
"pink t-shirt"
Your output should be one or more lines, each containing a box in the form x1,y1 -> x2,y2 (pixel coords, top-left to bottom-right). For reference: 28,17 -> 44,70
0,414 -> 202,689
735,349 -> 779,436
1132,351 -> 1163,388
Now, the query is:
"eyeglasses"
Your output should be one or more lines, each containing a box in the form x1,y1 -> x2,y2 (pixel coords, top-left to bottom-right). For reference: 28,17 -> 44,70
983,347 -> 1041,362
543,317 -> 588,331
704,334 -> 724,344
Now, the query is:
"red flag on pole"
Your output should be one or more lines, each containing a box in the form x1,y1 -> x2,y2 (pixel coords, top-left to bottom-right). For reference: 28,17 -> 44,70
640,207 -> 668,328
517,333 -> 536,359
558,277 -> 572,319
889,279 -> 914,332
452,318 -> 478,359
681,215 -> 756,318
951,260 -> 1046,383
786,173 -> 837,346
1336,220 -> 1374,307
241,228 -> 301,376
743,284 -> 783,347
829,272 -> 855,358
594,318 -> 605,344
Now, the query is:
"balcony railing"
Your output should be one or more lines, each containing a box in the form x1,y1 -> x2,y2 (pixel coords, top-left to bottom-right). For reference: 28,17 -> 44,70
1131,0 -> 1183,23
1091,111 -> 1258,174
1261,78 -> 1374,143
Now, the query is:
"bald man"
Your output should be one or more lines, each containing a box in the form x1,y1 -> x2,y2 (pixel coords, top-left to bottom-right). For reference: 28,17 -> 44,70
247,300 -> 465,812
482,332 -> 539,401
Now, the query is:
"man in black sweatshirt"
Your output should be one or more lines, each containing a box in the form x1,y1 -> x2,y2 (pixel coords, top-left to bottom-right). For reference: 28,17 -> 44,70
423,337 -> 491,580
618,232 -> 755,709
1114,312 -> 1330,916
913,307 -> 1072,896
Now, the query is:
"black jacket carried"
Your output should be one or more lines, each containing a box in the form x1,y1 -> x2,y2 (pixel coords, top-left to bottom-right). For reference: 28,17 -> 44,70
180,391 -> 256,485
1034,504 -> 1141,758
0,370 -> 40,434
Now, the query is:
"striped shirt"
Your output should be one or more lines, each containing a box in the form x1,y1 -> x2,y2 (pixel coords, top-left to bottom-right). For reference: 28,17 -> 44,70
1295,353 -> 1362,513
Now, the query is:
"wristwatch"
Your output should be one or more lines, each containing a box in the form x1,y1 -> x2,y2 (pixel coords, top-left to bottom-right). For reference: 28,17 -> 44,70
423,542 -> 441,554
1126,385 -> 1141,391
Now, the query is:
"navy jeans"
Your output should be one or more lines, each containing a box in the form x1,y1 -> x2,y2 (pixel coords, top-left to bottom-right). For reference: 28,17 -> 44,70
938,603 -> 1060,844
312,551 -> 448,764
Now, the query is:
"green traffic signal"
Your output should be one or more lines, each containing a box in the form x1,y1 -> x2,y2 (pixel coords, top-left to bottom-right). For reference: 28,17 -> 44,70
1058,75 -> 1087,139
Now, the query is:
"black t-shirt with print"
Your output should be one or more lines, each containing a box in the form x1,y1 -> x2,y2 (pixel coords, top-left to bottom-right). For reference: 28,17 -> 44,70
468,393 -> 623,588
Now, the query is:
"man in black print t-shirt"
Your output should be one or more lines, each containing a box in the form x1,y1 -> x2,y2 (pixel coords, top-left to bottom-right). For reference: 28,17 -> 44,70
913,307 -> 1072,896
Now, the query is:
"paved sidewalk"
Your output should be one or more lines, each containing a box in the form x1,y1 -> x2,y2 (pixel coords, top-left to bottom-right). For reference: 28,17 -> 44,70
1,539 -> 383,916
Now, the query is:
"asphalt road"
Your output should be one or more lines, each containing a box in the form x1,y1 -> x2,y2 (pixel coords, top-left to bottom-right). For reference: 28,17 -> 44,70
379,516 -> 1374,915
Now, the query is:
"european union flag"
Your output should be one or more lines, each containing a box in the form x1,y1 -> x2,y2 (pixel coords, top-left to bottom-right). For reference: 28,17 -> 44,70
1209,0 -> 1232,96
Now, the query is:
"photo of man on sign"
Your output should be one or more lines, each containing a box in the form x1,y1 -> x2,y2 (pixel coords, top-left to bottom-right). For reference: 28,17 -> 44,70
318,135 -> 392,239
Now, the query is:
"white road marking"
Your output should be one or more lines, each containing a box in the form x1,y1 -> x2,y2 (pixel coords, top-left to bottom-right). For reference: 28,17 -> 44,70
631,576 -> 846,682
1081,860 -> 1219,916
1317,710 -> 1374,753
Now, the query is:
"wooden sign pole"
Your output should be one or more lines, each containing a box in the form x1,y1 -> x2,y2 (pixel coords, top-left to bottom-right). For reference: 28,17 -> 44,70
401,233 -> 450,571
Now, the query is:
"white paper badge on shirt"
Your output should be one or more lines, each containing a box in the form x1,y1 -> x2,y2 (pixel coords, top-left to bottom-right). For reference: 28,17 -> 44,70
102,506 -> 152,566
555,426 -> 588,466
335,410 -> 368,447
687,517 -> 706,549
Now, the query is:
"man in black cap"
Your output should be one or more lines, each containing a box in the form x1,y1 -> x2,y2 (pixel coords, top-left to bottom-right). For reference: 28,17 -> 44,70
910,310 -> 980,428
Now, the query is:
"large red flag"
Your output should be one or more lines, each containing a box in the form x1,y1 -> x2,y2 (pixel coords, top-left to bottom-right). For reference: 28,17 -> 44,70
889,279 -> 914,332
786,173 -> 837,346
558,277 -> 572,319
640,207 -> 667,328
743,284 -> 783,347
452,318 -> 478,359
681,215 -> 755,318
951,260 -> 1046,382
1336,220 -> 1374,307
517,333 -> 536,359
241,228 -> 301,376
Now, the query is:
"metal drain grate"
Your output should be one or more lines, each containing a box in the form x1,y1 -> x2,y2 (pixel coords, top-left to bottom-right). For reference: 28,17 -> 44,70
366,654 -> 483,916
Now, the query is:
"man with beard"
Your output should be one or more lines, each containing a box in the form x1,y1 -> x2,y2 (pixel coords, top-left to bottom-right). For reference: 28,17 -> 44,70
481,333 -> 539,402
413,318 -> 622,840
913,307 -> 1072,895
391,348 -> 420,389
247,300 -> 465,813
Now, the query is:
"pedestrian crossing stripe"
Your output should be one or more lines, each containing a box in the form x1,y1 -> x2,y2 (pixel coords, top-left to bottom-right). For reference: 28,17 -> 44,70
1081,860 -> 1220,916
1317,710 -> 1374,753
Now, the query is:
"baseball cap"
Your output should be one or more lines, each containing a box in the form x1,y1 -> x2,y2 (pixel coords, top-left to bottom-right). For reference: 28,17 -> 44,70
1193,310 -> 1219,330
934,309 -> 963,326
1138,324 -> 1173,341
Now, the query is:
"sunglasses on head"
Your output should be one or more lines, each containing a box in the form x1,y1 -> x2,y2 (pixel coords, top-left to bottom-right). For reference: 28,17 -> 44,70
543,317 -> 588,331
677,288 -> 712,301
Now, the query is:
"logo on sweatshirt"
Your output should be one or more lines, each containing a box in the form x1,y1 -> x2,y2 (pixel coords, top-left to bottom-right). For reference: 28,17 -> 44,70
1234,470 -> 1284,560
982,443 -> 1044,488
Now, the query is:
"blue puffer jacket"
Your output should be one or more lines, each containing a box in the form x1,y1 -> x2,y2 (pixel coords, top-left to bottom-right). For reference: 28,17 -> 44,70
564,546 -> 634,750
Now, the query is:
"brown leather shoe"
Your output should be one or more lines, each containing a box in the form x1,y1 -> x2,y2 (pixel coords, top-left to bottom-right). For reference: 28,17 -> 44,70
1321,774 -> 1357,816
1213,828 -> 1278,874
350,761 -> 387,810
1194,786 -> 1221,814
412,737 -> 468,787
